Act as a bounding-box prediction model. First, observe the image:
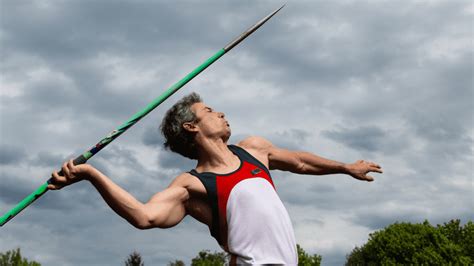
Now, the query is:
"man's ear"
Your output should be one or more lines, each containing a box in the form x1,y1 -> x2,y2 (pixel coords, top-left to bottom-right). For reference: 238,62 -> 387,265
183,122 -> 198,133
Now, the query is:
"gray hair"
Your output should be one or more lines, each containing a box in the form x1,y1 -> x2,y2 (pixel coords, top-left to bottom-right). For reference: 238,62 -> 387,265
160,92 -> 202,160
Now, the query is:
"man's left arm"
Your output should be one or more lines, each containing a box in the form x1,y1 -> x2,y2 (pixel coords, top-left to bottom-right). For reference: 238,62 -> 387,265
239,136 -> 383,182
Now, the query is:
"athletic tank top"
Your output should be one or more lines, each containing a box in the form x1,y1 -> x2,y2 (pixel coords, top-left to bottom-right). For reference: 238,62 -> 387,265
188,145 -> 298,265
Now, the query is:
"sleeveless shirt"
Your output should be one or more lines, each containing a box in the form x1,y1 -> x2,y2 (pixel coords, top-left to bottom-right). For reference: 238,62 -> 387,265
188,145 -> 298,265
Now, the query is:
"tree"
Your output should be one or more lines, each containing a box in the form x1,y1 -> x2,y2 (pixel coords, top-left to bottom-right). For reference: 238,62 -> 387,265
173,245 -> 321,265
297,244 -> 322,265
345,220 -> 473,265
190,250 -> 229,266
437,219 -> 474,259
168,260 -> 185,266
125,251 -> 144,266
0,248 -> 41,266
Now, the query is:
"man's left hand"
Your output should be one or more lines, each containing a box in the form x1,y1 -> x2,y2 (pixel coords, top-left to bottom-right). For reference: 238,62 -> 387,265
345,160 -> 383,182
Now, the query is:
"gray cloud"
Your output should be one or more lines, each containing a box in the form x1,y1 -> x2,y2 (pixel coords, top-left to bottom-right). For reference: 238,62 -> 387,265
157,149 -> 196,174
0,144 -> 26,165
271,129 -> 311,150
322,126 -> 386,152
142,125 -> 165,147
30,151 -> 67,167
142,125 -> 196,172
0,174 -> 37,205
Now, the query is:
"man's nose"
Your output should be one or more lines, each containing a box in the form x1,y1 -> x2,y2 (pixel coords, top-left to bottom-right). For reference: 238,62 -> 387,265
218,112 -> 225,118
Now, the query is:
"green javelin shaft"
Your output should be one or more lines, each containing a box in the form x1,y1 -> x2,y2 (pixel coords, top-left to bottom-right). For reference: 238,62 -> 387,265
0,5 -> 284,227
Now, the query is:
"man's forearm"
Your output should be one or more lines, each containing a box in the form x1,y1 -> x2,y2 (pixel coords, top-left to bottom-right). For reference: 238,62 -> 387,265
297,151 -> 349,175
87,169 -> 148,228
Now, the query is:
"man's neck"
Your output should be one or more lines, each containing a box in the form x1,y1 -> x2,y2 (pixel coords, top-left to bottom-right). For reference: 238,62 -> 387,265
195,138 -> 239,173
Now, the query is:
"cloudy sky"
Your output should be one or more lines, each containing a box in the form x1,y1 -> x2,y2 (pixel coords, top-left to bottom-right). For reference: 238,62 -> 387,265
1,0 -> 472,265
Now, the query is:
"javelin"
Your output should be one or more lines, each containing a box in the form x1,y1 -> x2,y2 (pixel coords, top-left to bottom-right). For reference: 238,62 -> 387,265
0,5 -> 285,227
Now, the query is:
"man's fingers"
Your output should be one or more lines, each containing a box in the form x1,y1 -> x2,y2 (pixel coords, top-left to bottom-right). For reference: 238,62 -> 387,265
62,161 -> 71,177
48,183 -> 65,190
365,175 -> 374,182
47,184 -> 62,190
51,171 -> 67,183
370,167 -> 383,173
67,159 -> 76,173
371,163 -> 382,169
364,161 -> 380,168
50,171 -> 67,190
51,170 -> 60,180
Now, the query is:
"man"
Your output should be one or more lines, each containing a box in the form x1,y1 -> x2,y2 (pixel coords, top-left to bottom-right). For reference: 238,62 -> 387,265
49,92 -> 383,265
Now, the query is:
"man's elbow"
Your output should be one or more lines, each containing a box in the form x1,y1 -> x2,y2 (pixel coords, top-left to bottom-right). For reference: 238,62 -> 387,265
127,208 -> 156,230
129,215 -> 153,230
295,159 -> 307,174
134,219 -> 180,230
131,213 -> 177,230
290,151 -> 307,174
133,221 -> 151,230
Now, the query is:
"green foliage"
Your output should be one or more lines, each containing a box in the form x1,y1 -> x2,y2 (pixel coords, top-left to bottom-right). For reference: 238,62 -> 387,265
168,260 -> 185,266
125,251 -> 144,266
0,248 -> 41,266
345,219 -> 473,265
297,244 -> 322,265
173,245 -> 321,265
437,219 -> 474,259
190,250 -> 228,266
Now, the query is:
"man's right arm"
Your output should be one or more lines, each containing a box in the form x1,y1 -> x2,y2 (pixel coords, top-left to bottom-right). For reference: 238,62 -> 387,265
49,160 -> 189,229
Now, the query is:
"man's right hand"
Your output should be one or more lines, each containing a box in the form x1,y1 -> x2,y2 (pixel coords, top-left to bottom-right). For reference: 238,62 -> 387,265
48,159 -> 94,190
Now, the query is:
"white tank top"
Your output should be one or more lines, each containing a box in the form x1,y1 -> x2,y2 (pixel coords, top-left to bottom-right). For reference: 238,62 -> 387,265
189,145 -> 298,265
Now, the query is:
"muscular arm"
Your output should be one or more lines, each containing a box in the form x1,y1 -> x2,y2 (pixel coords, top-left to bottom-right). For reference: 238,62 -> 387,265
273,150 -> 349,175
238,136 -> 383,181
49,160 -> 189,229
88,169 -> 189,229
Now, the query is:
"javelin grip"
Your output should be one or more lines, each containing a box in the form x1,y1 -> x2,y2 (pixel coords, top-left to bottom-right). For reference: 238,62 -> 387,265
51,154 -> 88,180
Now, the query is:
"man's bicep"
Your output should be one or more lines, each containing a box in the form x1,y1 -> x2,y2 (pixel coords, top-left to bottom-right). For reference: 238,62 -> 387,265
268,146 -> 304,173
238,136 -> 303,173
142,183 -> 189,229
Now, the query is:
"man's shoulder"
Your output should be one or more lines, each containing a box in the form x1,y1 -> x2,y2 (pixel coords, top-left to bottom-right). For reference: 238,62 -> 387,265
169,172 -> 196,188
236,136 -> 273,152
235,136 -> 272,169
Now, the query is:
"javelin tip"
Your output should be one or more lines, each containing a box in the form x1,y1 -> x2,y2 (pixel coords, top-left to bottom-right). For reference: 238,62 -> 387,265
223,4 -> 285,52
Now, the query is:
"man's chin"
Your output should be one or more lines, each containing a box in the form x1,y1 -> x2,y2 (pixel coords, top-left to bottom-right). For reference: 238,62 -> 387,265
223,130 -> 231,142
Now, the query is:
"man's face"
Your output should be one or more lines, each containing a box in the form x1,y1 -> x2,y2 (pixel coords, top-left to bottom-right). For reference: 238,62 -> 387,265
188,102 -> 231,141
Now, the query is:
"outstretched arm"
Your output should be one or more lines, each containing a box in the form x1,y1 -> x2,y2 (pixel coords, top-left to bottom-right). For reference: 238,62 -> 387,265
239,136 -> 383,182
49,160 -> 189,229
